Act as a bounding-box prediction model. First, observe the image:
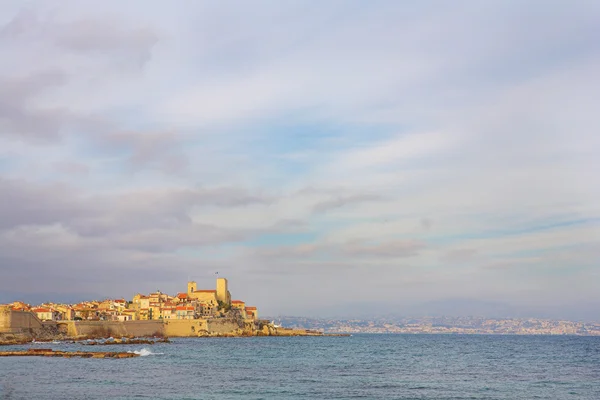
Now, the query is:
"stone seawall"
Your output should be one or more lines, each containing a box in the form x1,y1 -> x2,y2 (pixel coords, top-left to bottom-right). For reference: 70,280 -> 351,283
60,319 -> 248,338
2,308 -> 320,340
1,309 -> 250,340
0,306 -> 44,333
63,320 -> 165,338
163,319 -> 208,336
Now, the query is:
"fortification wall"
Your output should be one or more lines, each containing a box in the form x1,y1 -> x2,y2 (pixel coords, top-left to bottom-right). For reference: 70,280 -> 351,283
0,307 -> 10,333
163,319 -> 208,337
207,318 -> 245,334
2,307 -> 254,338
64,320 -> 164,337
66,319 -> 243,337
0,307 -> 44,333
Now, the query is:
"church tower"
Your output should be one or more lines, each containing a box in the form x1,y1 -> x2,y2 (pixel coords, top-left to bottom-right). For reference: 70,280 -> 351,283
216,277 -> 231,305
187,281 -> 197,294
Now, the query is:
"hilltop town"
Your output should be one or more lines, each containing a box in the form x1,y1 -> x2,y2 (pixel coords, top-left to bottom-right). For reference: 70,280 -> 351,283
5,278 -> 258,324
2,278 -> 335,341
1,278 -> 334,341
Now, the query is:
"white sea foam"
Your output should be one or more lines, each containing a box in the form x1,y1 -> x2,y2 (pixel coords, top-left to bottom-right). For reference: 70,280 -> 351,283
127,348 -> 163,357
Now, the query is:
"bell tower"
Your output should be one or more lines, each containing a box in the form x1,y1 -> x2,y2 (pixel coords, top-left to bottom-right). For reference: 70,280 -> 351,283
216,277 -> 230,305
187,281 -> 197,294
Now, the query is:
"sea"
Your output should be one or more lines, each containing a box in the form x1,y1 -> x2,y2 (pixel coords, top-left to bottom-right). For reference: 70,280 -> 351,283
1,334 -> 599,399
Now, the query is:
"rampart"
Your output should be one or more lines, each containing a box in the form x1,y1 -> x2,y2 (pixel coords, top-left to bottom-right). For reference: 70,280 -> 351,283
0,306 -> 44,333
58,318 -> 246,337
62,320 -> 165,337
2,307 -> 256,339
163,319 -> 208,336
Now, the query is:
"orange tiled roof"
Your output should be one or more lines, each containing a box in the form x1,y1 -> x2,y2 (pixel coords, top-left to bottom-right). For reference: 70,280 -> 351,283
231,300 -> 244,304
177,293 -> 188,299
245,306 -> 257,310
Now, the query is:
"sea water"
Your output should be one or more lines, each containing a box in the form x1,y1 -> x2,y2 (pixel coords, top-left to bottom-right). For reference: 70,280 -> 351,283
1,334 -> 599,399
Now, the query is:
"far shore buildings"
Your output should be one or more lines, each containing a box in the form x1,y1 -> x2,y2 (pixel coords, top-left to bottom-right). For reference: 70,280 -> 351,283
3,277 -> 258,323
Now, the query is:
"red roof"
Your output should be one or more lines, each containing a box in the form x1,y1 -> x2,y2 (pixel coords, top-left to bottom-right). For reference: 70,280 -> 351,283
231,300 -> 244,304
245,306 -> 257,310
177,293 -> 188,299
176,306 -> 194,311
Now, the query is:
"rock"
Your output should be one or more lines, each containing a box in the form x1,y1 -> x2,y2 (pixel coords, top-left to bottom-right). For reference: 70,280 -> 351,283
0,349 -> 139,358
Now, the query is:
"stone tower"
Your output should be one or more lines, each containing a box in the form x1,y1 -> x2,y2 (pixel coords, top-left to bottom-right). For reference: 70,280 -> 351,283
216,277 -> 231,305
187,281 -> 197,294
0,306 -> 12,333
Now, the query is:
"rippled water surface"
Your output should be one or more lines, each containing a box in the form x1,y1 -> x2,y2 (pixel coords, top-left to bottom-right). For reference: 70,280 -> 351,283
1,334 -> 599,399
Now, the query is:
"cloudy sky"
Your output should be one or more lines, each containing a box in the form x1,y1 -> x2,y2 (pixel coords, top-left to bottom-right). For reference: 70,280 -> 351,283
1,1 -> 599,319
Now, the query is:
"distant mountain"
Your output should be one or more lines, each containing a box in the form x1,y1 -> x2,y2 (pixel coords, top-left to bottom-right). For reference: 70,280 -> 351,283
282,298 -> 600,322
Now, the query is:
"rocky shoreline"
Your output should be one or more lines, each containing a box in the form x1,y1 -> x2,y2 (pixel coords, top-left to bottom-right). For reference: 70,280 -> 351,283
0,348 -> 139,358
0,325 -> 349,345
0,334 -> 170,346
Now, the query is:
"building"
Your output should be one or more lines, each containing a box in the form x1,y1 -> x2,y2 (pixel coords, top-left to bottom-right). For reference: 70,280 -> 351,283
32,308 -> 57,321
245,306 -> 258,321
176,305 -> 195,319
187,278 -> 231,307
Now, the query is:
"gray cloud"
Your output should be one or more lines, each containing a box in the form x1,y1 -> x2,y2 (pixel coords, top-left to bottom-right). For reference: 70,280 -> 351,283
0,178 -> 291,296
0,226 -> 207,296
250,243 -> 325,260
1,8 -> 158,67
0,8 -> 38,38
0,70 -> 71,142
54,161 -> 90,176
249,238 -> 427,261
341,239 -> 427,258
99,131 -> 189,174
312,194 -> 384,213
54,19 -> 158,67
420,217 -> 432,231
0,178 -> 86,229
0,8 -> 160,146
0,178 -> 271,236
441,248 -> 478,263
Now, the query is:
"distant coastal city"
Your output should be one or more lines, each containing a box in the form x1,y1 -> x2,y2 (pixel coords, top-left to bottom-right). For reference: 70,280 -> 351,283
271,316 -> 600,336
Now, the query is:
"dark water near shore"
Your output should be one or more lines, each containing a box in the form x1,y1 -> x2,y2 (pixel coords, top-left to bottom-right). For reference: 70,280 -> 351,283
1,334 -> 599,399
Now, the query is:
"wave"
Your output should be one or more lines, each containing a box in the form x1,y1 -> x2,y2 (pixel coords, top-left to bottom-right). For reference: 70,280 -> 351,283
127,348 -> 163,357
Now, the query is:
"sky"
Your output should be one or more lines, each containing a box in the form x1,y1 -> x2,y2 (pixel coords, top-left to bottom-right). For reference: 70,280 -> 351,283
0,1 -> 599,320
